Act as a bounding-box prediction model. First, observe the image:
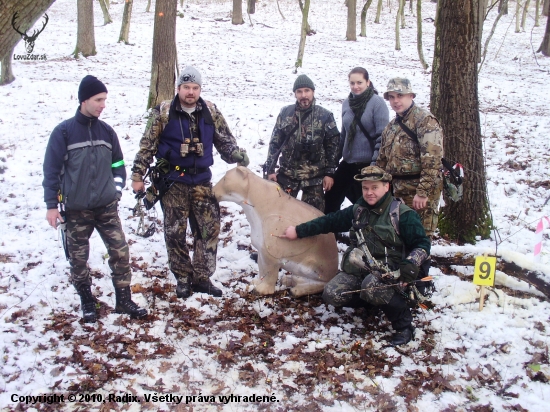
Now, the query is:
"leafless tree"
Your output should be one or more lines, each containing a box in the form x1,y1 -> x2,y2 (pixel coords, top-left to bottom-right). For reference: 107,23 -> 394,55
148,0 -> 177,109
74,0 -> 96,58
119,0 -> 134,44
233,0 -> 244,25
346,0 -> 357,41
538,9 -> 550,54
417,0 -> 428,69
248,0 -> 256,14
0,0 -> 55,85
374,0 -> 383,23
431,0 -> 491,243
360,0 -> 373,37
98,0 -> 113,25
295,0 -> 311,72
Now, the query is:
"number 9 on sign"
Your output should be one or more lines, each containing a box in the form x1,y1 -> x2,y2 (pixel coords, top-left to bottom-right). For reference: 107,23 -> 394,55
473,256 -> 496,286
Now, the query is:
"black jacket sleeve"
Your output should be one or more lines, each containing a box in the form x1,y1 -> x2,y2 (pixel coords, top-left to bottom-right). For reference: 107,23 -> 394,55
42,123 -> 67,209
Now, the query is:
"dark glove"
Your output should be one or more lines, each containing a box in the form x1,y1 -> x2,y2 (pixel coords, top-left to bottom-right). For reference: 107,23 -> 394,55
231,150 -> 250,167
115,191 -> 122,201
399,260 -> 419,284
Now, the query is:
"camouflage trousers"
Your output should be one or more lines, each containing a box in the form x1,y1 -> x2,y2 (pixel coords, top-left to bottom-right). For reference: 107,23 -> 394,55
160,181 -> 220,284
65,200 -> 131,289
392,178 -> 443,237
323,271 -> 413,330
286,184 -> 325,212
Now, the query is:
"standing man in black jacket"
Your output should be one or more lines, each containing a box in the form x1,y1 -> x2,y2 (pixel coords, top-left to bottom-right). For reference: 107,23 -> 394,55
43,75 -> 147,323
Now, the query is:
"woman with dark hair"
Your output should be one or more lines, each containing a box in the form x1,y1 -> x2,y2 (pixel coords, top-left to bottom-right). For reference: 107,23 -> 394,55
324,67 -> 389,214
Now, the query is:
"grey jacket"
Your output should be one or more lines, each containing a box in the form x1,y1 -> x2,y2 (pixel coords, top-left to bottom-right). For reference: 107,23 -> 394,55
43,109 -> 126,210
339,93 -> 389,164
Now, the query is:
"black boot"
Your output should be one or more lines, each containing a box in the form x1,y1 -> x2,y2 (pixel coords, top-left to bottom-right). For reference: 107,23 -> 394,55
176,280 -> 192,299
391,325 -> 415,346
114,286 -> 147,319
76,284 -> 97,323
193,279 -> 222,297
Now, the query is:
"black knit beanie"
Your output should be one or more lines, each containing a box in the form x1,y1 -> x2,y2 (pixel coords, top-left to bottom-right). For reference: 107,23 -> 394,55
78,75 -> 108,103
293,74 -> 315,92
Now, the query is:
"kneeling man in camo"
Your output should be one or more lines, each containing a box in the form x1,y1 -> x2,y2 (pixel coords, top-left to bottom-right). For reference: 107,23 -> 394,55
280,166 -> 431,346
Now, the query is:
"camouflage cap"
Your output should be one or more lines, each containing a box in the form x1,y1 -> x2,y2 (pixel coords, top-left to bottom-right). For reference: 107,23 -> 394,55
354,165 -> 392,182
383,77 -> 416,100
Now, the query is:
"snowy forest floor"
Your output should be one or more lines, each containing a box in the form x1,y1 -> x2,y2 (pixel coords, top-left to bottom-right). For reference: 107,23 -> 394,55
1,0 -> 550,411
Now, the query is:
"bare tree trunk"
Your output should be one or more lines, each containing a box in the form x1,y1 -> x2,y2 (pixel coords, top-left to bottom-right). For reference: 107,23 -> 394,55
417,0 -> 428,69
0,50 -> 15,85
298,0 -> 312,34
119,0 -> 134,44
515,0 -> 521,32
99,0 -> 113,25
233,0 -> 244,24
395,0 -> 404,50
146,0 -> 152,12
499,0 -> 508,14
276,0 -> 286,20
431,0 -> 442,103
537,11 -> 550,54
0,0 -> 56,72
346,0 -> 357,41
74,0 -> 97,58
375,0 -> 383,23
360,0 -> 374,37
479,0 -> 508,72
478,0 -> 488,61
248,0 -> 256,14
148,0 -> 177,109
521,0 -> 531,30
432,0 -> 491,243
295,0 -> 311,72
400,0 -> 406,28
536,0 -> 541,26
181,0 -> 184,7
544,0 -> 550,16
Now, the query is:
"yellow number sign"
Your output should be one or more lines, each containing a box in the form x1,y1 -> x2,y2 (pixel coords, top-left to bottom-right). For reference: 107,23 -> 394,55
473,256 -> 496,286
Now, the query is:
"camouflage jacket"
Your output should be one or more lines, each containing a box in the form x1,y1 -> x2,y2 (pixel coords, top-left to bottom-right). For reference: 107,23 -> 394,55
131,96 -> 240,182
265,100 -> 340,187
377,103 -> 443,198
296,193 -> 430,270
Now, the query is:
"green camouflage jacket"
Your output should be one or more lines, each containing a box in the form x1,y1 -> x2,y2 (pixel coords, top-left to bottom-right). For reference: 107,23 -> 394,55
377,103 -> 443,198
131,96 -> 239,181
265,100 -> 340,187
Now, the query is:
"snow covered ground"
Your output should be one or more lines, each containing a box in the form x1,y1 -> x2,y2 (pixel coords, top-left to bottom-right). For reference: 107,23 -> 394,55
1,0 -> 549,410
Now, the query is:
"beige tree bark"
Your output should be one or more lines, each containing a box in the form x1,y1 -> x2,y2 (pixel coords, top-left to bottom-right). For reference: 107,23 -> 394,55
360,0 -> 374,37
294,0 -> 311,72
417,0 -> 428,69
146,0 -> 152,12
521,0 -> 531,30
544,0 -> 550,16
248,0 -> 256,14
374,0 -> 383,23
536,0 -> 541,26
395,0 -> 404,50
400,0 -> 406,28
431,0 -> 491,243
99,0 -> 113,25
298,0 -> 312,34
346,0 -> 357,41
0,0 -> 55,85
119,0 -> 134,44
499,0 -> 508,14
233,0 -> 244,25
515,0 -> 522,32
74,0 -> 96,58
148,0 -> 177,109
